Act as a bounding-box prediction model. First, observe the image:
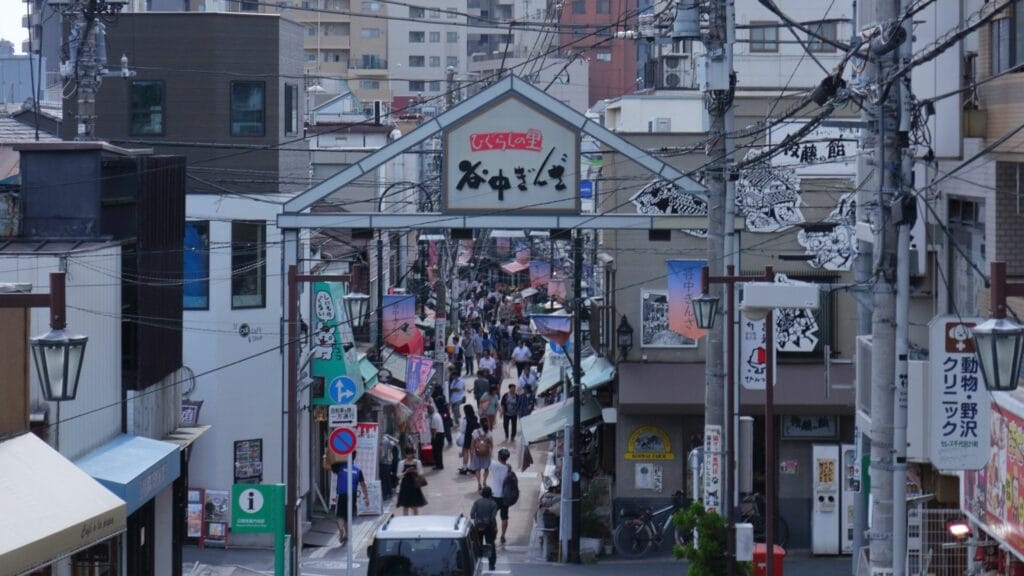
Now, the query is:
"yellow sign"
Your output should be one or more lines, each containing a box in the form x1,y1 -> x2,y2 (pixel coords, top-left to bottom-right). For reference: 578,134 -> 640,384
625,426 -> 675,460
818,459 -> 835,484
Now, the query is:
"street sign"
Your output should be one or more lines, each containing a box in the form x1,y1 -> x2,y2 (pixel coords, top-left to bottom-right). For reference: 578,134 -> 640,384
327,375 -> 357,405
928,315 -> 989,470
739,313 -> 777,390
328,404 -> 357,428
580,180 -> 593,199
329,427 -> 358,456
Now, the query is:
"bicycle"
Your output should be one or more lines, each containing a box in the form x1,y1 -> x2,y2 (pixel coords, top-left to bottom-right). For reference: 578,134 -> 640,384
738,492 -> 790,548
612,491 -> 691,558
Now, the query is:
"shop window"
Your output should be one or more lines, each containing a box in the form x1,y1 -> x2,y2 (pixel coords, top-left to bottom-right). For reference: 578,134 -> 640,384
71,539 -> 119,576
231,221 -> 266,309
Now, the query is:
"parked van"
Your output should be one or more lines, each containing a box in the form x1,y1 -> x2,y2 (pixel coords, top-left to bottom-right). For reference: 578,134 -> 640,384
366,514 -> 482,576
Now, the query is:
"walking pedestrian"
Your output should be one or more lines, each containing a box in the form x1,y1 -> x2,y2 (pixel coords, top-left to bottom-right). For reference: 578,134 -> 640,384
469,328 -> 483,376
458,404 -> 479,474
511,340 -> 532,378
487,448 -> 516,544
518,365 -> 538,391
518,383 -> 537,418
449,371 -> 466,427
470,419 -> 494,491
480,384 -> 500,430
325,451 -> 370,545
499,384 -> 522,442
463,328 -> 477,376
479,349 -> 497,376
396,447 -> 427,515
428,404 -> 445,470
471,487 -> 499,571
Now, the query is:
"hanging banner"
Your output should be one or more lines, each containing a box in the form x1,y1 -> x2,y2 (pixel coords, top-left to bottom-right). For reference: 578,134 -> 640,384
383,294 -> 424,355
405,355 -> 435,397
530,261 -> 551,288
928,315 -> 989,470
703,424 -> 722,512
312,282 -> 364,405
665,259 -> 708,342
530,314 -> 572,347
740,313 -> 777,391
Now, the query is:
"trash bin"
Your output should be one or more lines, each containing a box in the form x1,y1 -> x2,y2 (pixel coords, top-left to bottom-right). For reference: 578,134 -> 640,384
753,543 -> 785,576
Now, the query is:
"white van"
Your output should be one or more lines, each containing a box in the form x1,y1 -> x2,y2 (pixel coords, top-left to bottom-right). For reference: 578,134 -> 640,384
366,514 -> 483,576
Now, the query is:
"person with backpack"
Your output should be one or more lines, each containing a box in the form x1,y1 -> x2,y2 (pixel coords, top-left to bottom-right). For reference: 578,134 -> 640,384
487,447 -> 519,545
470,418 -> 494,492
470,486 -> 499,571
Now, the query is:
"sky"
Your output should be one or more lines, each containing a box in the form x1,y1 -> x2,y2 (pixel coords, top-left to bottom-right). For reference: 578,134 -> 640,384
2,3 -> 28,54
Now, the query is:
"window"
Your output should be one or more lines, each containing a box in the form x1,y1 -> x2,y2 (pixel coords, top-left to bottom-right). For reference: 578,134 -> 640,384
572,0 -> 585,13
306,25 -> 316,36
362,54 -> 384,68
240,0 -> 258,10
305,53 -> 316,62
359,79 -> 381,89
332,0 -> 346,9
806,21 -> 838,52
447,31 -> 458,43
323,51 -> 342,62
409,6 -> 424,17
409,55 -> 425,67
429,55 -> 441,67
409,31 -> 425,43
231,221 -> 266,309
361,0 -> 379,10
129,80 -> 164,136
409,80 -> 426,91
992,2 -> 1024,74
183,221 -> 209,310
447,6 -> 457,18
430,31 -> 441,42
447,56 -> 458,67
361,27 -> 380,38
429,8 -> 441,17
284,83 -> 298,135
595,51 -> 611,62
429,80 -> 441,91
596,0 -> 609,13
749,21 -> 778,52
230,81 -> 265,136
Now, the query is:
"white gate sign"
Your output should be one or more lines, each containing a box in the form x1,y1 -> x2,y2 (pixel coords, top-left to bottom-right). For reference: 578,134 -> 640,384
328,405 -> 357,427
443,95 -> 579,213
928,315 -> 989,470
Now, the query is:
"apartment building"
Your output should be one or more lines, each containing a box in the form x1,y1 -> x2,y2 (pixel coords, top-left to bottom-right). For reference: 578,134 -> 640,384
387,0 -> 469,101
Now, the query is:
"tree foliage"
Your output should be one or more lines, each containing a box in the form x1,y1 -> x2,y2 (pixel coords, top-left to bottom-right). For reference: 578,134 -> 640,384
672,501 -> 751,576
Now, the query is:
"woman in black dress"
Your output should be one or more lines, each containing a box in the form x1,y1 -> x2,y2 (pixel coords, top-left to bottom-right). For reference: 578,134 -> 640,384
458,404 -> 480,475
396,446 -> 427,515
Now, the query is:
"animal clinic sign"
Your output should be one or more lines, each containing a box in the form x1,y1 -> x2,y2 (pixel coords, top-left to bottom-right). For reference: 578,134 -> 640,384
443,95 -> 579,213
928,315 -> 989,470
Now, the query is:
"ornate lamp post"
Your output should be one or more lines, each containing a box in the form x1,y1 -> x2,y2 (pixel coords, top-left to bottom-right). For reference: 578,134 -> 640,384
973,261 -> 1024,392
616,316 -> 634,360
343,292 -> 370,340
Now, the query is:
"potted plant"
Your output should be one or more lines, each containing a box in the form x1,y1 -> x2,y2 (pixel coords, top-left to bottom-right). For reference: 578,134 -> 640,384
580,478 -> 612,558
673,501 -> 751,576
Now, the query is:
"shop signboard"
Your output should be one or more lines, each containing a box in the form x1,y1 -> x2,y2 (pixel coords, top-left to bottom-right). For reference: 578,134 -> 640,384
928,315 -> 989,470
312,282 -> 364,405
703,424 -> 722,512
443,95 -> 579,213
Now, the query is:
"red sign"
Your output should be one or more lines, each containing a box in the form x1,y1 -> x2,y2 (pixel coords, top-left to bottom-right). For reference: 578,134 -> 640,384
329,427 -> 357,456
470,129 -> 543,152
963,400 -> 1024,556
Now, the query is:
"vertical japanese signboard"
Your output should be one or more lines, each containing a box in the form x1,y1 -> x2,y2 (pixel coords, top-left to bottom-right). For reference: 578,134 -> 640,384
312,282 -> 364,405
703,424 -> 722,512
443,95 -> 579,213
928,315 -> 989,470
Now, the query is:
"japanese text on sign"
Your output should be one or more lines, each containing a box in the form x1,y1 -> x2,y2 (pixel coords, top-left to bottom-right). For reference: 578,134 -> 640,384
703,425 -> 722,512
928,316 -> 990,470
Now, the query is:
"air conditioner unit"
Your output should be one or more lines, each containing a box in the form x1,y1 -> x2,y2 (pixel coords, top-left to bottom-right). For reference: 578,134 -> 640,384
660,55 -> 687,89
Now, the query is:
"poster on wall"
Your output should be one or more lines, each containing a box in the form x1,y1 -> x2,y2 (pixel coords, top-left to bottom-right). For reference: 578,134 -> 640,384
641,289 -> 697,348
355,422 -> 380,483
665,260 -> 707,342
187,489 -> 204,538
703,425 -> 722,512
204,489 -> 230,540
360,480 -> 384,516
233,439 -> 263,484
635,463 -> 664,492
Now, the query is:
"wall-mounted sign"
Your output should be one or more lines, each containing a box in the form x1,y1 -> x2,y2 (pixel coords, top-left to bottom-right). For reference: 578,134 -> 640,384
625,425 -> 675,460
641,289 -> 697,348
233,439 -> 263,484
312,282 -> 364,405
768,120 -> 860,177
635,463 -> 663,492
929,315 -> 989,470
740,312 -> 777,390
328,404 -> 357,428
703,425 -> 722,512
443,95 -> 579,213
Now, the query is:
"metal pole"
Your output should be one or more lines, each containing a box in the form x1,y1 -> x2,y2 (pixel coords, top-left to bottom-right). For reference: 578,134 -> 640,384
765,307 -> 775,576
725,264 -> 736,576
347,458 -> 354,574
377,234 -> 385,365
286,265 -> 299,557
993,262 -> 1008,319
570,231 -> 583,563
893,216 -> 910,576
49,272 -> 66,330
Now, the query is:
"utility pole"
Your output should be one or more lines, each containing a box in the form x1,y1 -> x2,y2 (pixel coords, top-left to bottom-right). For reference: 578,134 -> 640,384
856,0 -> 907,573
570,230 -> 584,563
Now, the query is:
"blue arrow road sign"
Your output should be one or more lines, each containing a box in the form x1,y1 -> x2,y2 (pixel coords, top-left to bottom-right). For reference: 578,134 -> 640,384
329,427 -> 357,456
327,376 -> 357,405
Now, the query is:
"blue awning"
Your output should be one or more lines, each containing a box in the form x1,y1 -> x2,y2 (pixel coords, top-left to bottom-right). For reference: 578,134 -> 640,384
76,435 -> 181,515
360,356 -> 379,387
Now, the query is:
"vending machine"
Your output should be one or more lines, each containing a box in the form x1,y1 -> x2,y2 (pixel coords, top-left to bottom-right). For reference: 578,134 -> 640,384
811,444 -> 840,555
840,443 -> 858,554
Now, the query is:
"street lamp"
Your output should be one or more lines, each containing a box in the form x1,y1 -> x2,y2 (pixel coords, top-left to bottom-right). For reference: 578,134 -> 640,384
972,261 -> 1024,392
344,292 -> 370,339
616,316 -> 634,359
692,293 -> 720,331
31,327 -> 88,401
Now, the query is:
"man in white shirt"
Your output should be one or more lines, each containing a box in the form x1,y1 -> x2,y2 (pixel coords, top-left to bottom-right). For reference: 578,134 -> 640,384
487,448 -> 513,544
479,348 -> 497,375
429,404 -> 446,470
511,341 -> 532,378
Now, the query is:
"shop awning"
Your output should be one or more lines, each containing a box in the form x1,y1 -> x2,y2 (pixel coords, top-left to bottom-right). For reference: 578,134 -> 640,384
382,349 -> 409,384
501,261 -> 529,275
76,435 -> 181,515
162,425 -> 211,451
520,287 -> 539,299
491,230 -> 526,238
0,433 -> 126,575
536,362 -> 564,395
519,396 -> 603,444
578,356 -> 616,390
366,383 -> 409,405
360,356 -> 379,387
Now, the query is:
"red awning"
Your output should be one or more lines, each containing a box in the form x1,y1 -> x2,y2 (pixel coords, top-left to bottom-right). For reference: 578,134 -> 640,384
366,384 -> 408,405
501,261 -> 529,275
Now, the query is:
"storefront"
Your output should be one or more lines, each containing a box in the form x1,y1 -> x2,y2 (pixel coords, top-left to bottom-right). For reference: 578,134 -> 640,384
76,434 -> 182,575
615,361 -> 856,549
0,433 -> 126,576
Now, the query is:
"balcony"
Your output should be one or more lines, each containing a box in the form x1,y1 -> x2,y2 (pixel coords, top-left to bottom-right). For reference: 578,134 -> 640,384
348,59 -> 388,76
314,35 -> 351,50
